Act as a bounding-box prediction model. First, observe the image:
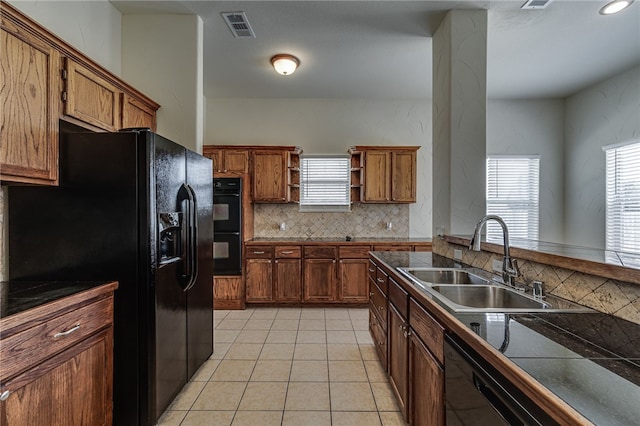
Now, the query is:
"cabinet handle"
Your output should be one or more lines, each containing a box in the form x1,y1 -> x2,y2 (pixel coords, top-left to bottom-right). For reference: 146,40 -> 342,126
53,324 -> 81,338
377,278 -> 385,283
404,329 -> 411,338
253,251 -> 265,254
275,260 -> 278,264
223,169 -> 228,172
332,260 -> 336,263
369,292 -> 374,297
0,391 -> 10,401
368,268 -> 375,273
281,251 -> 294,254
378,305 -> 384,311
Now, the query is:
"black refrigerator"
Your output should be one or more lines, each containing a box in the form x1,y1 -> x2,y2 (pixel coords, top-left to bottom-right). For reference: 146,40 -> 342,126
8,129 -> 214,426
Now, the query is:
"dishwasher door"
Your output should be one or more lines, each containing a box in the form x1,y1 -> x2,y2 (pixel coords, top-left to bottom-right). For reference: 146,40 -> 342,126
444,335 -> 557,426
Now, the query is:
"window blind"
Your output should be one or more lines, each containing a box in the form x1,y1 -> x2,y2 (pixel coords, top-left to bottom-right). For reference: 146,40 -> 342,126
605,141 -> 640,254
300,155 -> 350,212
486,156 -> 540,241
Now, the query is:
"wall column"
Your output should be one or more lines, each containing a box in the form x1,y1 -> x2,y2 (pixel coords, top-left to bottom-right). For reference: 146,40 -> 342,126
432,10 -> 487,236
121,15 -> 204,153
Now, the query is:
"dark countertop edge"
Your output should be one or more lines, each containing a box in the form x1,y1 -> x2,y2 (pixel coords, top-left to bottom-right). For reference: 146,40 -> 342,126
369,251 -> 595,426
0,281 -> 118,324
246,238 -> 433,244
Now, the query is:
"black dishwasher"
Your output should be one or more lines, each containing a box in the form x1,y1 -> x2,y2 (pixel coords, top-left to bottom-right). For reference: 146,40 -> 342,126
444,334 -> 558,426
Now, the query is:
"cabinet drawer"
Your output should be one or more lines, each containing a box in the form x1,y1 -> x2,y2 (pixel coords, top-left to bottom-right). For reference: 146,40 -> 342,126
339,245 -> 371,258
304,245 -> 337,259
375,267 -> 389,295
246,246 -> 274,259
389,278 -> 409,319
0,297 -> 113,381
409,299 -> 445,364
275,245 -> 302,258
368,260 -> 377,281
373,244 -> 413,252
369,282 -> 387,330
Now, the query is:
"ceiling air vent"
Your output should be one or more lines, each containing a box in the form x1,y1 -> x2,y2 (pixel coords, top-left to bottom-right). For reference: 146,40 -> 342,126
521,0 -> 553,9
221,12 -> 256,38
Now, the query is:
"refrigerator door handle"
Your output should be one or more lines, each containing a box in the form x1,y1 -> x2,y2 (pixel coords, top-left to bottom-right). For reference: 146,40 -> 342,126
184,184 -> 199,291
178,183 -> 195,290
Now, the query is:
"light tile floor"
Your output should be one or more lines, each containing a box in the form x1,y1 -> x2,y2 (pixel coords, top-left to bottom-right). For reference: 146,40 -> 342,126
157,307 -> 407,426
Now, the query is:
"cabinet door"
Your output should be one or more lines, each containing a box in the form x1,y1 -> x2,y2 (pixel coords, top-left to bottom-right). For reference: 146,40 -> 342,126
274,259 -> 301,302
252,150 -> 288,202
363,151 -> 390,202
63,58 -> 120,131
223,150 -> 249,174
121,93 -> 156,131
391,150 -> 417,202
0,330 -> 113,426
338,258 -> 369,302
245,259 -> 273,302
388,304 -> 409,419
303,259 -> 336,302
0,22 -> 59,185
203,149 -> 222,174
214,276 -> 245,310
409,332 -> 444,426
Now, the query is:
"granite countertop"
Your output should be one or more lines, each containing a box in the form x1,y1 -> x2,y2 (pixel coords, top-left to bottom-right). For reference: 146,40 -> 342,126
0,281 -> 113,319
371,251 -> 640,426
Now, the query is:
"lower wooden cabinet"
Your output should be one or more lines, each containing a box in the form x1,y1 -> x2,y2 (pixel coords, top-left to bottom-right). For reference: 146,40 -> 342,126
0,282 -> 116,426
303,258 -> 336,302
409,331 -> 445,426
245,258 -> 273,302
274,258 -> 301,302
1,330 -> 113,426
214,276 -> 245,310
338,258 -> 369,302
389,303 -> 409,419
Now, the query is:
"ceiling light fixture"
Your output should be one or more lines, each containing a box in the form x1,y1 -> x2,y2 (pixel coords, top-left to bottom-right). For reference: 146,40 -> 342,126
599,0 -> 634,14
271,54 -> 299,76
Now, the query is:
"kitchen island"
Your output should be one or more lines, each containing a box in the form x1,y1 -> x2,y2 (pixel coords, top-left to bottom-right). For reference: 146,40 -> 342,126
369,251 -> 639,425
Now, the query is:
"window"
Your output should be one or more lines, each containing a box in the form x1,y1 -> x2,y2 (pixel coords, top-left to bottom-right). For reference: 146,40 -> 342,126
605,141 -> 640,255
486,156 -> 540,241
300,155 -> 351,212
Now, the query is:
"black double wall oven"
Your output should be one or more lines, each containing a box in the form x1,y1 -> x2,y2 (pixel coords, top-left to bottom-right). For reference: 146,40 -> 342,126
213,177 -> 243,275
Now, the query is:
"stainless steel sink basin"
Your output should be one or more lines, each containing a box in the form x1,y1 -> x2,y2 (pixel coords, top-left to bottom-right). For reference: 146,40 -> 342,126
396,267 -> 489,285
430,285 -> 549,310
395,266 -> 594,313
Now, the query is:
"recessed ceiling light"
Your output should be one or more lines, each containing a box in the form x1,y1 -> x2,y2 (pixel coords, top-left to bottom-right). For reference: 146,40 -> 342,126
599,0 -> 634,14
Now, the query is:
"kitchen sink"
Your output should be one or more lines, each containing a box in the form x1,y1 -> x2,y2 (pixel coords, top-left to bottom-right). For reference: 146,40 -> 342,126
430,285 -> 549,310
396,267 -> 489,285
395,267 -> 594,313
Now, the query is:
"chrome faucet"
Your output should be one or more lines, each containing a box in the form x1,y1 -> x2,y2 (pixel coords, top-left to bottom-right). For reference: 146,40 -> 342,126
469,215 -> 521,288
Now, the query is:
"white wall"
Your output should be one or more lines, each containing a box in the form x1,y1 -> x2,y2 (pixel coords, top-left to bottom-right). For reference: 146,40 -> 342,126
564,65 -> 640,249
487,99 -> 565,243
206,98 -> 432,237
121,15 -> 204,153
7,0 -> 122,75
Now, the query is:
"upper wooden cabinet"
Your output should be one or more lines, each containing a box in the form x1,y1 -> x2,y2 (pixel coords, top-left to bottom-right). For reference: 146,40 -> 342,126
63,58 -> 120,131
0,2 -> 159,185
121,93 -> 157,130
252,149 -> 288,203
202,146 -> 249,175
0,8 -> 60,185
351,146 -> 419,203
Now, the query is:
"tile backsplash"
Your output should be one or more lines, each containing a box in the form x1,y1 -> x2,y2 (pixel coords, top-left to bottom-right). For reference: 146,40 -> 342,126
253,203 -> 409,239
433,237 -> 640,325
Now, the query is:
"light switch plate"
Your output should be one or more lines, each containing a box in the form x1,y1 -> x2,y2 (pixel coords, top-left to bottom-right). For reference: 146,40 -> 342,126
454,249 -> 462,260
492,259 -> 503,272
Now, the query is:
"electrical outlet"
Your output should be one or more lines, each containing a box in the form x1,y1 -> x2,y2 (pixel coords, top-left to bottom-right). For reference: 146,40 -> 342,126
492,259 -> 503,272
454,249 -> 462,260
